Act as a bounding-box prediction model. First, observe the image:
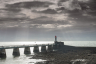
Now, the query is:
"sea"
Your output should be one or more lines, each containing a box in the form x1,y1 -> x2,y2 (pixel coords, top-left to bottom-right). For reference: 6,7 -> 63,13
0,41 -> 96,64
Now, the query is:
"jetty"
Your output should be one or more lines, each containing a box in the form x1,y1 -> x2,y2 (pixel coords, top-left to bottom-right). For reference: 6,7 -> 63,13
0,36 -> 64,58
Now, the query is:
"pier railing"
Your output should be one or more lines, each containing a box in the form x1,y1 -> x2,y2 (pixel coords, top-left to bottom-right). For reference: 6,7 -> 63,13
0,43 -> 53,49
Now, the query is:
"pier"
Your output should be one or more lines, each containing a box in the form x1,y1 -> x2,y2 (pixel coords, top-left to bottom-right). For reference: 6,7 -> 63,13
0,36 -> 64,58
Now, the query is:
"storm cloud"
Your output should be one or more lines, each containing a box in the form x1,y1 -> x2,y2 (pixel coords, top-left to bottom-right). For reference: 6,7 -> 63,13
0,0 -> 96,41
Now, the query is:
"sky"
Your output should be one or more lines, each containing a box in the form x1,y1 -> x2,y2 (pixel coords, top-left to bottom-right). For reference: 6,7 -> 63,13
0,0 -> 96,41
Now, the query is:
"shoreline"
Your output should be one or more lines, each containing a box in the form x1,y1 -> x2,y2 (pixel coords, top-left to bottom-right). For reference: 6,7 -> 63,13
31,48 -> 96,64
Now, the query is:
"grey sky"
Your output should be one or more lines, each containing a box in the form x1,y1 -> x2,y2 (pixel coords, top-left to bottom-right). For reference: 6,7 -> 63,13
0,0 -> 96,41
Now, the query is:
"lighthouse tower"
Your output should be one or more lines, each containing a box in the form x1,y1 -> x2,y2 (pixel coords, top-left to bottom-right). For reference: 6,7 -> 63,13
55,36 -> 57,42
54,36 -> 64,46
54,36 -> 58,45
53,36 -> 64,50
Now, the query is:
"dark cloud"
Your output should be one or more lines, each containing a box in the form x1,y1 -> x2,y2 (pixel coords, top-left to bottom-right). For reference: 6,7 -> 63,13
67,15 -> 96,33
56,0 -> 96,25
57,0 -> 96,33
78,2 -> 89,11
6,8 -> 21,12
0,17 -> 27,21
59,0 -> 69,2
6,1 -> 53,9
58,0 -> 90,11
0,8 -> 21,13
65,9 -> 80,14
88,0 -> 96,10
87,11 -> 96,16
29,16 -> 70,25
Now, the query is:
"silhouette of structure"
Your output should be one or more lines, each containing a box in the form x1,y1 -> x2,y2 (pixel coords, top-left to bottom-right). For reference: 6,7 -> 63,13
53,36 -> 64,50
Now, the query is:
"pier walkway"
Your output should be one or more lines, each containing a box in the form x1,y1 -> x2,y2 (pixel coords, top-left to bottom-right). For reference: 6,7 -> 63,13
0,43 -> 57,58
0,43 -> 53,49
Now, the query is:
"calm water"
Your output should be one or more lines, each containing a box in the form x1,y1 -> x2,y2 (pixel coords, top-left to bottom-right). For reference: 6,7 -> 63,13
0,41 -> 96,64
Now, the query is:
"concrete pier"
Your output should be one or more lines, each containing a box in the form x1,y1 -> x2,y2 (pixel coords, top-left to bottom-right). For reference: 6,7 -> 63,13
47,45 -> 53,52
33,46 -> 39,53
13,48 -> 20,56
0,49 -> 6,58
41,46 -> 46,52
24,47 -> 31,54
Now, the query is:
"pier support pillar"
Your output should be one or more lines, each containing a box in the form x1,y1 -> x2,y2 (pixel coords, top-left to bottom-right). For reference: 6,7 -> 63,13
13,48 -> 20,56
33,46 -> 39,53
0,49 -> 6,58
24,47 -> 31,54
47,45 -> 53,52
41,46 -> 46,52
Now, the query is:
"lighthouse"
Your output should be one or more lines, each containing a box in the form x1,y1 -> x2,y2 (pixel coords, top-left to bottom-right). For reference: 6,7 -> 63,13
53,36 -> 64,50
55,36 -> 57,42
54,36 -> 59,45
54,36 -> 64,46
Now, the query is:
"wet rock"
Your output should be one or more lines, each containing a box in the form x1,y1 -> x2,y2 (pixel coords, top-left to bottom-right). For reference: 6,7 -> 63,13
31,50 -> 96,64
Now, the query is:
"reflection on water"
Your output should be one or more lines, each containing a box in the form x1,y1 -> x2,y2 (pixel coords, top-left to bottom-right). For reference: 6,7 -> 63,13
0,47 -> 46,64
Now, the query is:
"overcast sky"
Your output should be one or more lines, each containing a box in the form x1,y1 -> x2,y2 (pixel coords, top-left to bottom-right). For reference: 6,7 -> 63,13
0,0 -> 96,41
